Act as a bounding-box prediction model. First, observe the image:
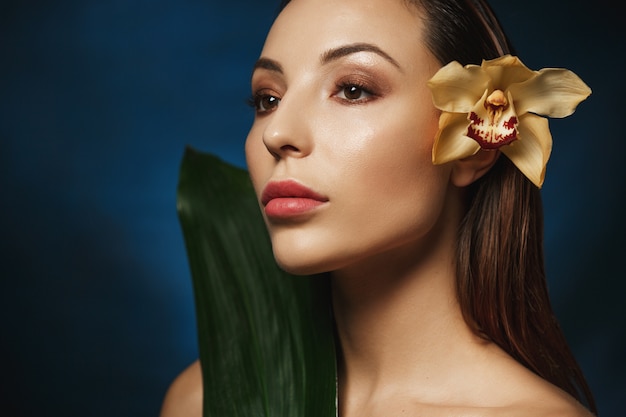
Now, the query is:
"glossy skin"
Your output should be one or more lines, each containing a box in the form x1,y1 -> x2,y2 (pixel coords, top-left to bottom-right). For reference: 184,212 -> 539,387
244,0 -> 452,277
160,0 -> 594,415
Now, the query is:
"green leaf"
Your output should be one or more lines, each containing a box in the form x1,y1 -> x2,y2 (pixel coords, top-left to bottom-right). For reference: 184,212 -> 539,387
176,148 -> 337,417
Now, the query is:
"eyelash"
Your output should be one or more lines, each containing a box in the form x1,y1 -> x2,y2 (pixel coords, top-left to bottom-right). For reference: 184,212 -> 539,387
247,92 -> 281,115
334,81 -> 377,103
248,80 -> 379,115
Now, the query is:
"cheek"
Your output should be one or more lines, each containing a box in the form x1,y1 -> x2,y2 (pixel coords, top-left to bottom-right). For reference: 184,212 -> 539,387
312,103 -> 450,259
334,102 -> 444,206
244,125 -> 271,196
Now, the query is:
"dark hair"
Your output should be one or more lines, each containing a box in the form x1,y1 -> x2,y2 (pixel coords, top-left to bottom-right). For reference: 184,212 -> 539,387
414,0 -> 595,412
278,0 -> 596,412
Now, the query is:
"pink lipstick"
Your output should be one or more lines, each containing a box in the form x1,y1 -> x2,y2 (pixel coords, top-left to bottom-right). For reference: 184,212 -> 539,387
261,180 -> 328,219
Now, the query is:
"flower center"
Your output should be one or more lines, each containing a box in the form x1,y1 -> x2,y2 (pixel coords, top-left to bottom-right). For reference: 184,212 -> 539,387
485,89 -> 508,122
467,89 -> 519,149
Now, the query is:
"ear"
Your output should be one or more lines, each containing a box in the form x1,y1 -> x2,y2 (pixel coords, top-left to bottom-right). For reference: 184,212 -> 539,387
450,149 -> 500,187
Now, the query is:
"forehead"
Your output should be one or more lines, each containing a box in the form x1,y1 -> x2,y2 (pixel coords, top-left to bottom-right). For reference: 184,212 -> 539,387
261,0 -> 430,70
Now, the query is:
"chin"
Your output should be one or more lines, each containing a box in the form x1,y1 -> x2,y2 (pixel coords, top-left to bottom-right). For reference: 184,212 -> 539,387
268,229 -> 335,275
274,255 -> 329,276
271,242 -> 342,276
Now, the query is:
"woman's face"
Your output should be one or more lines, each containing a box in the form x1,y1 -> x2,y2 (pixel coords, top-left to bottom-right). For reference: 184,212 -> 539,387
245,0 -> 456,275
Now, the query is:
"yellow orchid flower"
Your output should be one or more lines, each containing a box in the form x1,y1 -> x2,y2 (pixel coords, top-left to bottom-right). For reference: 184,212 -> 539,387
427,55 -> 591,187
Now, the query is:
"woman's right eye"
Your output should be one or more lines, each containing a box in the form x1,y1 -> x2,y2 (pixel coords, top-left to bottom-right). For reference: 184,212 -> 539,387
249,92 -> 281,114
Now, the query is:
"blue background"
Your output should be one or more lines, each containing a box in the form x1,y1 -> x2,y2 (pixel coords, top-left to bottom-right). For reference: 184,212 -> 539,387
1,0 -> 623,415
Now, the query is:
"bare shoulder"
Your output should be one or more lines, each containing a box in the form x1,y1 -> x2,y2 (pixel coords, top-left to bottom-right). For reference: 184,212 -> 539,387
497,367 -> 595,417
510,387 -> 595,417
457,346 -> 596,417
504,396 -> 594,417
411,385 -> 594,417
159,359 -> 203,417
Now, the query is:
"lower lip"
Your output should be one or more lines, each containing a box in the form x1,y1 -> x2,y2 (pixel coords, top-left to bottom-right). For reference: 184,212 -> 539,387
264,197 -> 326,219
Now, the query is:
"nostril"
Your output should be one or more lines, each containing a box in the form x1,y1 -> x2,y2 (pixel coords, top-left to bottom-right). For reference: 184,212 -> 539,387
267,144 -> 300,161
280,144 -> 299,152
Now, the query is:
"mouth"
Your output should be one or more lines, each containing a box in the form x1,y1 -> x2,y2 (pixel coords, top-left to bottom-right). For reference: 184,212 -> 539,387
261,180 -> 329,219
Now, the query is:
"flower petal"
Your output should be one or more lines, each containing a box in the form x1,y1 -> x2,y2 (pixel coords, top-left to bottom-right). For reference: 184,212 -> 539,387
500,114 -> 552,187
482,55 -> 537,89
508,68 -> 591,118
432,112 -> 481,164
428,61 -> 490,113
484,55 -> 522,67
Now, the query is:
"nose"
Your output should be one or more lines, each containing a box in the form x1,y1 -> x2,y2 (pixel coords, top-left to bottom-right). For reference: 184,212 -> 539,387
262,93 -> 313,160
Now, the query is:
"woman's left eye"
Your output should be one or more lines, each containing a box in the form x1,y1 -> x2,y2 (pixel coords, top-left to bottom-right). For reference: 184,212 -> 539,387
335,84 -> 374,102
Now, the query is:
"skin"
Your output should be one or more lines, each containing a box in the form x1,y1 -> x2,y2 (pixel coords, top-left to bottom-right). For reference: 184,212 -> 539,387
160,0 -> 594,415
245,0 -> 452,278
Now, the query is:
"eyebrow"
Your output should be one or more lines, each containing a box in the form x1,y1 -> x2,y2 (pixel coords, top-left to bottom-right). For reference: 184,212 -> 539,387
251,42 -> 401,77
252,57 -> 284,74
320,42 -> 402,70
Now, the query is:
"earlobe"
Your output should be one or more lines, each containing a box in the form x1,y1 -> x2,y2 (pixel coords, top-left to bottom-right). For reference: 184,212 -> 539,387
450,149 -> 500,187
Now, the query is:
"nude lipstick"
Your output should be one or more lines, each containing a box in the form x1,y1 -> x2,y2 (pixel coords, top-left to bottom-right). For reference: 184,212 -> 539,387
261,180 -> 328,219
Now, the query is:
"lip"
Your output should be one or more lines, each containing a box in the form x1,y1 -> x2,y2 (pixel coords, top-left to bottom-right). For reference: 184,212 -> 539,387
261,180 -> 329,219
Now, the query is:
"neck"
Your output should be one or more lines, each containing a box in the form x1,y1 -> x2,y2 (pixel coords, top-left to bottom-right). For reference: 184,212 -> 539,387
330,192 -> 489,408
332,246 -> 474,376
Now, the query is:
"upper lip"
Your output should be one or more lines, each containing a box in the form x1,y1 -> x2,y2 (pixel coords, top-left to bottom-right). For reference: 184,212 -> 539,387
261,180 -> 328,206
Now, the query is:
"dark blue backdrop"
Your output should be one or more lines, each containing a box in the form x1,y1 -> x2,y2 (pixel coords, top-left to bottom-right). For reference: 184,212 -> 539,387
1,0 -> 623,416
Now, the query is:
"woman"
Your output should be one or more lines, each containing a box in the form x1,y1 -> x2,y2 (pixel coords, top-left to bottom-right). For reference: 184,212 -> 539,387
161,0 -> 594,415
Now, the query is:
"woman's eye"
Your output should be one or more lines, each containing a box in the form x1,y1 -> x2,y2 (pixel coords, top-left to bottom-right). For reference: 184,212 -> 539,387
250,93 -> 281,114
336,84 -> 374,102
